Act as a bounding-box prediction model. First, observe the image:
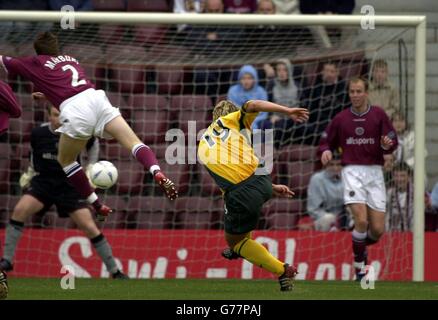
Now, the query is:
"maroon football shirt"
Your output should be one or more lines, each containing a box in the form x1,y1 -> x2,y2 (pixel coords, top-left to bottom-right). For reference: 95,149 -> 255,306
0,54 -> 94,109
0,80 -> 22,135
319,105 -> 398,166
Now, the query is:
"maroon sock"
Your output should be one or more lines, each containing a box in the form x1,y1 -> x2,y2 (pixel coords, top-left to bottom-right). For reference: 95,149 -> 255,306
132,143 -> 159,174
63,162 -> 101,209
352,230 -> 367,265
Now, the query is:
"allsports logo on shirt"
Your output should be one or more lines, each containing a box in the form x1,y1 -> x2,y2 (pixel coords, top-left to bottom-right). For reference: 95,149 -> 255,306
346,137 -> 376,145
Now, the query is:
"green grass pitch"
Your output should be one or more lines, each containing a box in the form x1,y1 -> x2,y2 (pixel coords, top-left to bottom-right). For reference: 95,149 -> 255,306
5,278 -> 438,300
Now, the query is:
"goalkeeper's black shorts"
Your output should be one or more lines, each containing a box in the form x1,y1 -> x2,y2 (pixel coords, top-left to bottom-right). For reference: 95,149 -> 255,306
223,174 -> 273,235
26,175 -> 89,217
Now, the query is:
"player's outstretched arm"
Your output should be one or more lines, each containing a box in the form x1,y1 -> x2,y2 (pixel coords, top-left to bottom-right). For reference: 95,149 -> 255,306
272,184 -> 295,198
245,100 -> 309,123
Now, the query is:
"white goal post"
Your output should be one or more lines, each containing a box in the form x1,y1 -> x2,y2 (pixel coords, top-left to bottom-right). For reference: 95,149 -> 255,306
0,11 -> 426,281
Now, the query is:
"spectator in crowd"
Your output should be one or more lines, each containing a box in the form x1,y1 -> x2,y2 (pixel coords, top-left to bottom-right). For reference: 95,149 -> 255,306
48,0 -> 93,10
299,0 -> 355,14
272,0 -> 299,14
227,65 -> 268,130
186,0 -> 242,96
299,0 -> 355,48
391,112 -> 427,170
298,61 -> 348,146
223,0 -> 257,13
386,163 -> 414,231
368,59 -> 400,118
261,59 -> 302,146
431,181 -> 438,210
173,0 -> 205,32
307,150 -> 348,231
174,0 -> 205,13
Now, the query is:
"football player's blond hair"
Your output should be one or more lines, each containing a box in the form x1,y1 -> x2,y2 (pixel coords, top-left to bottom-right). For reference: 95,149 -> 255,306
212,100 -> 239,121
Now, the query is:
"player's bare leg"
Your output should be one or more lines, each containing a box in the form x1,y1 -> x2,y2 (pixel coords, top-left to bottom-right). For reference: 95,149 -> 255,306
69,208 -> 128,279
225,231 -> 297,291
0,195 -> 45,272
366,208 -> 385,245
103,115 -> 178,200
57,134 -> 111,220
349,203 -> 369,280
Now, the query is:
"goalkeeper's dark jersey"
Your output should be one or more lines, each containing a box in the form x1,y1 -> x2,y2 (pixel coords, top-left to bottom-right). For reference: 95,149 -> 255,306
30,123 -> 95,180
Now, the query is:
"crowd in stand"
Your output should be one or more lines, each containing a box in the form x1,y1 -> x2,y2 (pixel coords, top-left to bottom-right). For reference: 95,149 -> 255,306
0,0 -> 437,232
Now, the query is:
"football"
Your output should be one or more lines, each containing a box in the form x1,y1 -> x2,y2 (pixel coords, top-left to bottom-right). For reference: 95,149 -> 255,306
89,160 -> 119,189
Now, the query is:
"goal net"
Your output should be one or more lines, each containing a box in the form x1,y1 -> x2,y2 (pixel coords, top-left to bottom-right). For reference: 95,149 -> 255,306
0,13 -> 428,281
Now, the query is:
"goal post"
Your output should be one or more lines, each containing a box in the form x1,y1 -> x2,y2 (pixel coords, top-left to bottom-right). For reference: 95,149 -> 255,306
0,11 -> 427,281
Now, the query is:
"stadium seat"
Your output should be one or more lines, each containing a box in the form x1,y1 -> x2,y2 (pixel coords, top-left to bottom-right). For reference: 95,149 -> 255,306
156,162 -> 191,195
101,143 -> 132,160
339,62 -> 363,81
278,144 -> 318,162
264,198 -> 304,230
8,110 -> 35,143
0,143 -> 12,194
155,66 -> 185,95
111,160 -> 145,194
148,143 -> 168,160
92,0 -> 126,11
132,25 -> 168,46
170,95 -> 212,138
99,195 -> 128,228
109,64 -> 145,93
0,195 -> 20,227
41,211 -> 76,229
198,165 -> 221,196
126,196 -> 175,229
129,94 -> 169,144
105,92 -> 131,119
282,161 -> 315,198
175,197 -> 222,229
97,25 -> 126,45
126,0 -> 171,12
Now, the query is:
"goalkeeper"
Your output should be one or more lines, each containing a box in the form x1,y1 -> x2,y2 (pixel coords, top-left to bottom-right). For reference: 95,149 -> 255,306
0,104 -> 128,280
198,100 -> 309,291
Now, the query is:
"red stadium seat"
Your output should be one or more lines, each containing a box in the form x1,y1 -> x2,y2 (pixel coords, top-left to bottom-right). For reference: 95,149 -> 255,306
40,211 -> 76,229
112,160 -> 145,194
129,94 -> 169,144
99,195 -> 128,228
105,92 -> 131,119
132,25 -> 168,46
0,144 -> 12,193
175,197 -> 223,229
170,95 -> 212,138
339,62 -> 363,81
127,0 -> 171,12
148,143 -> 168,160
278,144 -> 318,162
92,0 -> 126,11
109,64 -> 145,93
8,110 -> 35,143
156,162 -> 191,195
198,165 -> 221,196
282,161 -> 315,198
155,66 -> 185,95
126,196 -> 175,229
0,195 -> 19,227
101,143 -> 132,160
264,199 -> 304,230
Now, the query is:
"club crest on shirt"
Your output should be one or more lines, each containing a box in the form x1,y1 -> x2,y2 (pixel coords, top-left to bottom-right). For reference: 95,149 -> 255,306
355,127 -> 365,136
349,191 -> 355,197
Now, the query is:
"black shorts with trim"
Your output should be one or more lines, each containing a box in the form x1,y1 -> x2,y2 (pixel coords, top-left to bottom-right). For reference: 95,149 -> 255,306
223,174 -> 273,235
26,175 -> 89,217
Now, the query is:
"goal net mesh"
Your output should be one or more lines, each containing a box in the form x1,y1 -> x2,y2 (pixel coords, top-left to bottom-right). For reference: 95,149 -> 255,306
0,18 -> 416,280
